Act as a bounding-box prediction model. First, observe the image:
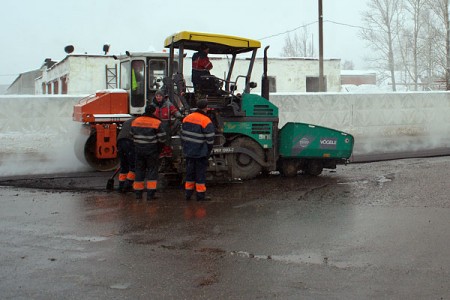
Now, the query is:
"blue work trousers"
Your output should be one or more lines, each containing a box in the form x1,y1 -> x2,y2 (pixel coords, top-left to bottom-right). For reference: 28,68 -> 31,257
117,139 -> 136,175
134,152 -> 159,188
185,156 -> 208,199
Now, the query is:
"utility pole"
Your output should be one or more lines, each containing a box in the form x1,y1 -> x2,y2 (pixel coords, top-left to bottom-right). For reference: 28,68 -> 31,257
318,0 -> 325,92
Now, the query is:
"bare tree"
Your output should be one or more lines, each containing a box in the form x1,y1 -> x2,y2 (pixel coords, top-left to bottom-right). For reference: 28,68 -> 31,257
426,0 -> 448,89
361,0 -> 404,91
281,26 -> 315,57
342,60 -> 355,70
397,0 -> 428,91
419,4 -> 446,89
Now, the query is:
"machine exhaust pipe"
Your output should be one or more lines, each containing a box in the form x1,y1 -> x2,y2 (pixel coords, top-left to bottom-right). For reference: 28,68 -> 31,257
261,46 -> 270,100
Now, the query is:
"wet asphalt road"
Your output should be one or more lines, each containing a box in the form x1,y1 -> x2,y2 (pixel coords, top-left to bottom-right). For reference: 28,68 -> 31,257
1,156 -> 450,299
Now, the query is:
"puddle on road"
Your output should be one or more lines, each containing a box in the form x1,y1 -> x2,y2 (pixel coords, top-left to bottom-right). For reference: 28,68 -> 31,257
338,172 -> 395,188
55,234 -> 110,242
337,179 -> 369,185
375,173 -> 395,187
109,283 -> 131,290
231,250 -> 366,269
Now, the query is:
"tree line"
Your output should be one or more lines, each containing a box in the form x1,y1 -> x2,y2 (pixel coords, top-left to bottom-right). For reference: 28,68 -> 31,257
281,0 -> 449,91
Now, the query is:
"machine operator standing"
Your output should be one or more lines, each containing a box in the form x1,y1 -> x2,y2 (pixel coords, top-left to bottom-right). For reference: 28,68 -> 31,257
191,44 -> 213,92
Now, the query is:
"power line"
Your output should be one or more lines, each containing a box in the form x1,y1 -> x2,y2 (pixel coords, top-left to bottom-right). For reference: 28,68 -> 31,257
259,19 -> 374,41
258,21 -> 318,40
324,20 -> 372,31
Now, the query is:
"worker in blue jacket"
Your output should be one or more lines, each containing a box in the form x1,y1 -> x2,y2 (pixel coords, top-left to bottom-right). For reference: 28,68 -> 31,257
181,99 -> 215,201
116,116 -> 136,193
130,105 -> 166,200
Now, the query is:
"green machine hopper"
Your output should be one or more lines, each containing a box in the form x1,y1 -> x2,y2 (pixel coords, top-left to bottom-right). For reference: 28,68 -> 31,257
277,122 -> 354,176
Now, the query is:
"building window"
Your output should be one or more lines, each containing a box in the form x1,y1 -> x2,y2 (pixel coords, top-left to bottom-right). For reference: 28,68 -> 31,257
61,76 -> 68,94
306,76 -> 327,92
42,83 -> 46,94
130,60 -> 145,107
53,80 -> 59,94
47,83 -> 51,94
148,59 -> 167,91
120,61 -> 131,90
268,76 -> 277,93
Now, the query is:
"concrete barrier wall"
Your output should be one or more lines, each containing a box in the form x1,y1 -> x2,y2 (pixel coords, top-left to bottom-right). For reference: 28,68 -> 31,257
0,95 -> 85,133
1,92 -> 449,175
0,95 -> 90,175
270,92 -> 450,155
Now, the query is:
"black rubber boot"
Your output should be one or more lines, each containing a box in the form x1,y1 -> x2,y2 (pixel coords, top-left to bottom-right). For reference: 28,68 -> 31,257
185,190 -> 194,201
147,190 -> 157,201
123,180 -> 133,193
196,192 -> 211,201
135,191 -> 143,200
117,181 -> 125,193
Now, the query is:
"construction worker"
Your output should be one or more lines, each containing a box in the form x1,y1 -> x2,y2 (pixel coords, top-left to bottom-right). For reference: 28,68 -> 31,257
131,61 -> 144,93
151,89 -> 182,133
191,44 -> 213,93
131,60 -> 145,107
151,90 -> 182,159
130,105 -> 166,200
181,99 -> 215,201
116,116 -> 136,193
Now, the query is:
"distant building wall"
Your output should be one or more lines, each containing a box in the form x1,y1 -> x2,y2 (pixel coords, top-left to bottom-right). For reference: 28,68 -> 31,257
341,74 -> 376,85
6,70 -> 42,95
35,55 -> 117,95
10,53 -> 341,95
262,58 -> 341,92
184,57 -> 341,93
341,70 -> 377,86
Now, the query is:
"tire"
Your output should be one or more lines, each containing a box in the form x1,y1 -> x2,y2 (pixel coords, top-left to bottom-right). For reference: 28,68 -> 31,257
84,134 -> 119,171
74,129 -> 90,165
305,160 -> 323,176
279,158 -> 298,177
230,137 -> 264,180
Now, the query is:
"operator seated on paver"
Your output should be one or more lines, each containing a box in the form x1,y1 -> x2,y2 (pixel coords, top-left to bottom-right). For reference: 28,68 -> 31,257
191,43 -> 222,96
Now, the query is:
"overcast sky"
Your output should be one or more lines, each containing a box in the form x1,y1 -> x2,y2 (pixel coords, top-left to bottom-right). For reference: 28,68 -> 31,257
0,0 -> 369,85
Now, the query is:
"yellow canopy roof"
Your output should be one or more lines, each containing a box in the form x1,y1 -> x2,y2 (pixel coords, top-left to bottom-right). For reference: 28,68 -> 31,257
164,31 -> 261,54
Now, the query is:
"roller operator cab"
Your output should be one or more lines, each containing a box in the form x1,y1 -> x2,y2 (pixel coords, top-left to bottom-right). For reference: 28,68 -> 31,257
73,52 -> 178,171
162,31 -> 354,181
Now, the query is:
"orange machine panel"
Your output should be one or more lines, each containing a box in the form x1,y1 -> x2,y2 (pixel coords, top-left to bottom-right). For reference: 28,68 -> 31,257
73,91 -> 129,122
95,123 -> 117,159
